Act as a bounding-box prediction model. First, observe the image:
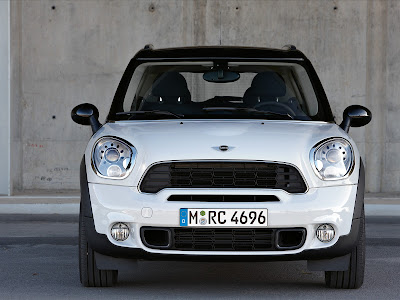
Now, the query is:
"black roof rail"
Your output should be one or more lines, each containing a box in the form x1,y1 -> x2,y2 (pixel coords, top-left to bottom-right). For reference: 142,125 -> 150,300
143,44 -> 154,50
282,44 -> 297,51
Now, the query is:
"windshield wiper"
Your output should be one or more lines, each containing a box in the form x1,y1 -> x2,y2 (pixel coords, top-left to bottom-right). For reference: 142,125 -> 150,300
202,107 -> 293,120
116,110 -> 183,119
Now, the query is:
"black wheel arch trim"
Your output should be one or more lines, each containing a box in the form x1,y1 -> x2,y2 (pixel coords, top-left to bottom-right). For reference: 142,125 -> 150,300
353,158 -> 365,220
80,155 -> 93,218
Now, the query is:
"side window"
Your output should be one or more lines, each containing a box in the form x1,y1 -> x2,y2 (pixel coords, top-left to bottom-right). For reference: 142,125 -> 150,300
293,66 -> 318,116
123,65 -> 146,112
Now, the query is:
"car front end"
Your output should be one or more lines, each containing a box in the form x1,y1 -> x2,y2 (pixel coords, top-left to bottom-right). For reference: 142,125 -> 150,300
72,45 -> 371,288
83,119 -> 362,258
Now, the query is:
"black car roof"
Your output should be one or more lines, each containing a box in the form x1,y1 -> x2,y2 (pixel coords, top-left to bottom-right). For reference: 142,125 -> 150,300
133,45 -> 307,61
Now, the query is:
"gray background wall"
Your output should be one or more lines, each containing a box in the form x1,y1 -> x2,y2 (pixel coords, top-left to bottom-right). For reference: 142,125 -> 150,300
0,0 -> 10,195
8,0 -> 398,193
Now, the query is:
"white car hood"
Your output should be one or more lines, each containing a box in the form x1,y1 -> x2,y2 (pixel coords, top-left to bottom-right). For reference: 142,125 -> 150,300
85,119 -> 360,189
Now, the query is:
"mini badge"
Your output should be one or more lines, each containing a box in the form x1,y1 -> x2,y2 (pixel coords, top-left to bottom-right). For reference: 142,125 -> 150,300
212,145 -> 235,152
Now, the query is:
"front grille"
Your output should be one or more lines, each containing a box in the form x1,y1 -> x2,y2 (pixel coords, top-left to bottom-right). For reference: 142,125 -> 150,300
140,162 -> 306,193
167,195 -> 279,202
173,228 -> 275,251
140,227 -> 306,251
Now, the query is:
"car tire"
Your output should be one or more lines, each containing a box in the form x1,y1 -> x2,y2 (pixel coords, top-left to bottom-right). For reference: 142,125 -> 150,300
324,207 -> 365,289
79,205 -> 118,287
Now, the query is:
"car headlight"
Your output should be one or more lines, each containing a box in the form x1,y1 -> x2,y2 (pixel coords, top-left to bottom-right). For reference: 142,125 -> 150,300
311,138 -> 354,180
92,137 -> 137,179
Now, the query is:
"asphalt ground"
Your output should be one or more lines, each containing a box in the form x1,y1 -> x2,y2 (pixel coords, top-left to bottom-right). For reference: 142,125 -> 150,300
0,215 -> 399,299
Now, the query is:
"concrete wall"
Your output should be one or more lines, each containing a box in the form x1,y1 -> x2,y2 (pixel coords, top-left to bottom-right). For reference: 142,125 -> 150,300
9,0 -> 398,193
0,0 -> 10,195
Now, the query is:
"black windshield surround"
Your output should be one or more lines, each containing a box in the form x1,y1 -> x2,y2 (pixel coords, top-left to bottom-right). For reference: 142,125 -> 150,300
107,47 -> 334,123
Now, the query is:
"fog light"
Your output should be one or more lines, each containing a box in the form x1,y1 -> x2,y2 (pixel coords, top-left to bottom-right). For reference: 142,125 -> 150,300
316,224 -> 335,242
111,222 -> 130,241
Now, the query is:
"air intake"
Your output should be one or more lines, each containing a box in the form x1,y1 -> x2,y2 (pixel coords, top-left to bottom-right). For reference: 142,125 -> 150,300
140,162 -> 307,193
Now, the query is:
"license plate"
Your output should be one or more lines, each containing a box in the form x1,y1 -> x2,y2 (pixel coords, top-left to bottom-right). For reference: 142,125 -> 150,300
179,209 -> 268,227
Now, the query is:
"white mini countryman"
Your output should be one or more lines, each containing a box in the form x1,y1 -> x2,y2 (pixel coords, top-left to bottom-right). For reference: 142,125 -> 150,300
72,45 -> 371,289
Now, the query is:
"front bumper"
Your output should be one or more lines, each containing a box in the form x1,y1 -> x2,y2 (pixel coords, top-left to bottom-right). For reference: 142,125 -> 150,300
87,183 -> 358,258
86,216 -> 360,262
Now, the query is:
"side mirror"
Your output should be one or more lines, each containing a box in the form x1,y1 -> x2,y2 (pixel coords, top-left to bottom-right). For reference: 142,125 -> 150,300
340,105 -> 372,133
71,103 -> 101,134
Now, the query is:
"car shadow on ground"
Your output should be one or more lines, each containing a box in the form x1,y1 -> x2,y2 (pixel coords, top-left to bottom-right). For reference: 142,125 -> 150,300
116,260 -> 326,289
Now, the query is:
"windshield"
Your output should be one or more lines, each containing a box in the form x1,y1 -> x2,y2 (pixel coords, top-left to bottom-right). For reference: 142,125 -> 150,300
117,62 -> 319,121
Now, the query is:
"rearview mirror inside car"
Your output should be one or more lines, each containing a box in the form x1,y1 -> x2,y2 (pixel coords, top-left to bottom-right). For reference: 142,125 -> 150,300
203,70 -> 240,83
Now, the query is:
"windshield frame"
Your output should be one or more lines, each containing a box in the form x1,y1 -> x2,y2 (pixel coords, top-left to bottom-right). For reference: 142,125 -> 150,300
107,55 -> 334,123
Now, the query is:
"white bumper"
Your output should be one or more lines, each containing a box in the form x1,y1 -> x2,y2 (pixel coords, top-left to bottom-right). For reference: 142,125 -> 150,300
89,183 -> 358,256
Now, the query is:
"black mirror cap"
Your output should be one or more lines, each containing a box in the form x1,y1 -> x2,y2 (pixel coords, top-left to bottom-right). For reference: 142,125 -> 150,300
71,103 -> 101,134
71,103 -> 99,126
340,105 -> 372,132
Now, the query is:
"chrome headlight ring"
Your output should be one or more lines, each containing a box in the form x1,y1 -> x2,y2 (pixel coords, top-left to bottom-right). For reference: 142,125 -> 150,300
91,137 -> 137,179
310,138 -> 354,180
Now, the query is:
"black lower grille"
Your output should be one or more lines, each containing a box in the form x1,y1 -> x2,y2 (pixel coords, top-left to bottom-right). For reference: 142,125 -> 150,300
141,227 -> 306,251
167,195 -> 279,202
173,228 -> 274,251
140,162 -> 306,193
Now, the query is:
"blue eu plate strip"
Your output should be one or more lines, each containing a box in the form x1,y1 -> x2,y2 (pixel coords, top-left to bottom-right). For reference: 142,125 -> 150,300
180,208 -> 188,226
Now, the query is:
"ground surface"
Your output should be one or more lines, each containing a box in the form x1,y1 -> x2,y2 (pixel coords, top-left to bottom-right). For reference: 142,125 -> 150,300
0,215 -> 399,299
